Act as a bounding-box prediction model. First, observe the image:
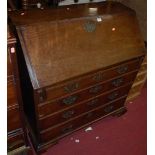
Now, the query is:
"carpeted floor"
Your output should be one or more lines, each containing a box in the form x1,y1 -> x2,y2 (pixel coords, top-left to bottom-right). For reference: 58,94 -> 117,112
42,84 -> 147,155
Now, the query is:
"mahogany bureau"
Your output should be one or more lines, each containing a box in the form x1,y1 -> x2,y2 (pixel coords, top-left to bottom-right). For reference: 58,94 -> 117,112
9,1 -> 146,153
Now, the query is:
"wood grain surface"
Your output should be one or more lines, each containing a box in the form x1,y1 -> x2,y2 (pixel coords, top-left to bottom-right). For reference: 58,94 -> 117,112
10,2 -> 145,89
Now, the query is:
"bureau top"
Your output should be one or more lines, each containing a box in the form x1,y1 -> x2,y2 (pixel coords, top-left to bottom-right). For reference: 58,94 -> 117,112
9,1 -> 132,26
9,2 -> 145,89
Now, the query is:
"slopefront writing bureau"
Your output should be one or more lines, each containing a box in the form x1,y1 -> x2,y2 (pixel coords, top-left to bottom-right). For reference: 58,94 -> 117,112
9,1 -> 145,153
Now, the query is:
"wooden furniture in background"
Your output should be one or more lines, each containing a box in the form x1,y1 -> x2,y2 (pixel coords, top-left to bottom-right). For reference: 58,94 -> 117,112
7,26 -> 31,155
21,0 -> 65,9
7,0 -> 66,10
9,1 -> 145,153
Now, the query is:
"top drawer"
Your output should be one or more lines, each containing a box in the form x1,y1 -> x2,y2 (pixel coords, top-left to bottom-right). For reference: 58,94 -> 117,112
37,58 -> 142,103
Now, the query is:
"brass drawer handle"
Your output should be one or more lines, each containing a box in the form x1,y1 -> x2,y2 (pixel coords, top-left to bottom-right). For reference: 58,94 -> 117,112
108,92 -> 119,100
62,95 -> 78,105
64,82 -> 79,93
92,72 -> 104,82
84,21 -> 96,32
117,66 -> 128,74
62,125 -> 73,133
62,110 -> 75,119
89,85 -> 103,94
87,98 -> 99,106
112,78 -> 124,87
104,105 -> 114,113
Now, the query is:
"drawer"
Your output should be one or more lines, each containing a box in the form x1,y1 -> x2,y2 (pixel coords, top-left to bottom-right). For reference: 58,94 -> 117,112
7,81 -> 18,107
38,71 -> 137,115
38,84 -> 131,130
40,97 -> 126,143
7,106 -> 22,132
37,58 -> 141,103
7,132 -> 25,151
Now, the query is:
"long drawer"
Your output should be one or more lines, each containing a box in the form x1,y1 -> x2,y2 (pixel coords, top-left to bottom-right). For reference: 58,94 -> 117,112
7,105 -> 22,132
37,58 -> 141,103
38,84 -> 131,130
40,97 -> 126,143
38,71 -> 137,116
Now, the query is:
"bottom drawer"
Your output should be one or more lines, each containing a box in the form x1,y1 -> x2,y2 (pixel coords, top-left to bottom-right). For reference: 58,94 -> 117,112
7,132 -> 25,151
40,97 -> 126,143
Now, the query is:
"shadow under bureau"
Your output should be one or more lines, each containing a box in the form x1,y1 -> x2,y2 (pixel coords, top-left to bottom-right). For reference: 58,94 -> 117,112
9,1 -> 145,153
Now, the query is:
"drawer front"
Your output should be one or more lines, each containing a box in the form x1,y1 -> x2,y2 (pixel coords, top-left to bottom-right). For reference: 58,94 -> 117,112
39,84 -> 131,130
40,97 -> 126,143
38,71 -> 137,116
7,106 -> 22,132
37,59 -> 141,103
7,132 -> 25,151
7,81 -> 18,107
